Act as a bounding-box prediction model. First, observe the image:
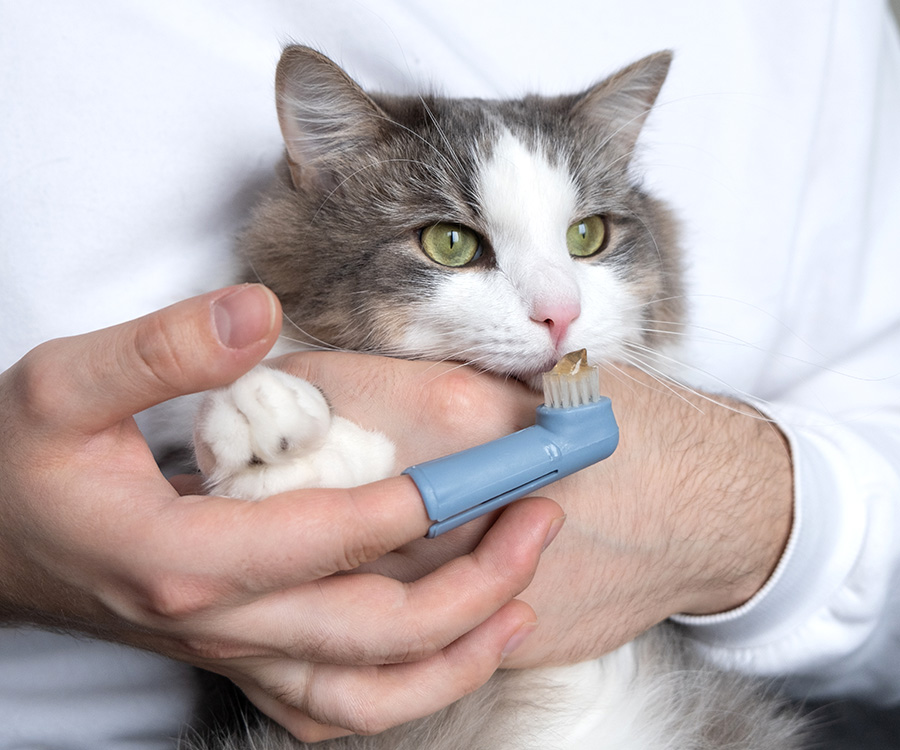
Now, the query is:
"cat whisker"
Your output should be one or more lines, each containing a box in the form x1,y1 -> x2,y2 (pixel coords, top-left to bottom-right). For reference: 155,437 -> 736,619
278,315 -> 345,353
631,310 -> 887,386
598,360 -> 651,397
372,107 -> 466,185
275,336 -> 360,357
394,340 -> 537,386
626,325 -> 693,340
238,254 -> 349,353
591,100 -> 662,164
618,348 -> 707,414
622,342 -> 779,423
416,97 -> 468,184
310,157 -> 460,223
420,358 -> 485,387
616,295 -> 688,314
591,144 -> 642,177
620,204 -> 665,264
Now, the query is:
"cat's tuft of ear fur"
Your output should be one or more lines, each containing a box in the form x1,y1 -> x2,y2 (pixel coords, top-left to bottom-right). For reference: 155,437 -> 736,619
275,45 -> 389,192
571,50 -> 673,162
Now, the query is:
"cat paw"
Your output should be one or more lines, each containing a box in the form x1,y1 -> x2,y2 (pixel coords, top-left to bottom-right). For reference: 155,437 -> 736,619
193,366 -> 334,499
193,366 -> 396,500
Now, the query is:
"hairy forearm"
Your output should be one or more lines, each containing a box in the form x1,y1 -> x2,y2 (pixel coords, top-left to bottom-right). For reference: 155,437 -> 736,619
502,366 -> 794,665
279,353 -> 794,669
654,382 -> 794,615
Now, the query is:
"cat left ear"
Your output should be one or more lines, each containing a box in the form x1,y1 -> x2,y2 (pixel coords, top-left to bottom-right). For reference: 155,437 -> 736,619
275,45 -> 389,192
571,50 -> 673,161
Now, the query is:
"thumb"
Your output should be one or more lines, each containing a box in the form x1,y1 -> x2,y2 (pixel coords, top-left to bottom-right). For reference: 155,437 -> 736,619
25,284 -> 281,433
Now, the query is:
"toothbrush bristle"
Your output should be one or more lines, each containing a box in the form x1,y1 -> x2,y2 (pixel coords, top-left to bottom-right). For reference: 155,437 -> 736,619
542,349 -> 602,408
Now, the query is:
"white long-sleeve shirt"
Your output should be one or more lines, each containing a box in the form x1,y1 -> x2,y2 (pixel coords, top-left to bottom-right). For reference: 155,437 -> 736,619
1,0 -> 899,746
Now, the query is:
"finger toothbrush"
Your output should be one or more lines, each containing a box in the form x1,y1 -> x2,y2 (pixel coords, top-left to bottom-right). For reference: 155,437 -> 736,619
403,349 -> 619,537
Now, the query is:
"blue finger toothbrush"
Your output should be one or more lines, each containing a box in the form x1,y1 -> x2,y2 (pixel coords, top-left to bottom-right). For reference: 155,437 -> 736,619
403,350 -> 619,537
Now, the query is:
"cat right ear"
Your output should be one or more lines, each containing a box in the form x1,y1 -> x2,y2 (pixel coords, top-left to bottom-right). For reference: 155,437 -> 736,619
571,50 -> 673,163
275,45 -> 388,192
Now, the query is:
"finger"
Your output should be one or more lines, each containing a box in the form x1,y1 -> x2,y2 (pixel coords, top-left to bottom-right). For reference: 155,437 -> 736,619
270,351 -> 447,437
102,476 -> 433,627
167,496 -> 562,666
235,599 -> 537,742
271,349 -> 413,405
277,351 -> 541,458
20,285 -> 280,433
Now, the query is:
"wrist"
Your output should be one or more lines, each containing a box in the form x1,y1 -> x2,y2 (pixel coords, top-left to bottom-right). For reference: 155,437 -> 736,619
672,396 -> 794,616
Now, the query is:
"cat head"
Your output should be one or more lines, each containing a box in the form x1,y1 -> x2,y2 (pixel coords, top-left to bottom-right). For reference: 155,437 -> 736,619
240,45 -> 682,380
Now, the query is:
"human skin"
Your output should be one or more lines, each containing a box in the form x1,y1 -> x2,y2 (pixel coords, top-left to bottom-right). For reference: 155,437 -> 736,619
0,285 -> 564,741
281,350 -> 794,669
0,283 -> 791,740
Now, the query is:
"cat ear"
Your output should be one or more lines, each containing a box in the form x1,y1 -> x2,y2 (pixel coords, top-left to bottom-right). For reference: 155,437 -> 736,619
571,50 -> 673,160
275,45 -> 388,191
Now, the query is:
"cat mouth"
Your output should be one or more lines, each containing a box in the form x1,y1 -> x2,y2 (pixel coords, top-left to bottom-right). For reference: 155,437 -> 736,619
505,354 -> 567,390
507,347 -> 605,390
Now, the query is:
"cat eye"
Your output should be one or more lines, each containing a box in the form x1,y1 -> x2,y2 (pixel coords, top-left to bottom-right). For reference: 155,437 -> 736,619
566,215 -> 607,258
420,223 -> 483,267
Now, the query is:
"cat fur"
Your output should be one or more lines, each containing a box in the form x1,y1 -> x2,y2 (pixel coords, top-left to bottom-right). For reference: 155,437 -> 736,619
187,46 -> 806,750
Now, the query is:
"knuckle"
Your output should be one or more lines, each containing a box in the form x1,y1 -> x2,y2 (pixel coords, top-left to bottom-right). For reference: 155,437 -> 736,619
352,589 -> 441,664
176,634 -> 248,663
352,716 -> 389,737
138,572 -> 218,622
422,368 -> 529,449
130,315 -> 191,395
398,623 -> 441,664
424,369 -> 487,436
493,535 -> 536,580
337,536 -> 390,572
455,670 -> 489,703
338,701 -> 391,737
12,340 -> 71,421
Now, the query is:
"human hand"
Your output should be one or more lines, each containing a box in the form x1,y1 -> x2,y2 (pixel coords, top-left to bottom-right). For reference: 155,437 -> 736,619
283,352 -> 793,669
0,286 -> 563,741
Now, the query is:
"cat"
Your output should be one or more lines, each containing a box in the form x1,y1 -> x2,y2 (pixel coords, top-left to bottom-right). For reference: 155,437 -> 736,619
186,46 -> 806,749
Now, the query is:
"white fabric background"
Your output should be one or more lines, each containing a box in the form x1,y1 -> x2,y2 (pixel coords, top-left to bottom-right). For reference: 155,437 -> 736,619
2,1 -> 899,746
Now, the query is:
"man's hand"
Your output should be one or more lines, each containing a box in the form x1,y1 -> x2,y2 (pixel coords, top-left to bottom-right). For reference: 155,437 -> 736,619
285,352 -> 794,669
0,286 -> 563,741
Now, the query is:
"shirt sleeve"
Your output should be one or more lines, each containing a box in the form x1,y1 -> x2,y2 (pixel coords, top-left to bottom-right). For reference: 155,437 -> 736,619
675,355 -> 900,703
673,2 -> 900,703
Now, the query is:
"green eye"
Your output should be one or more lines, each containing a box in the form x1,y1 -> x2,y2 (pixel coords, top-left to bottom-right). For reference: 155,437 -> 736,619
420,223 -> 482,267
566,215 -> 607,257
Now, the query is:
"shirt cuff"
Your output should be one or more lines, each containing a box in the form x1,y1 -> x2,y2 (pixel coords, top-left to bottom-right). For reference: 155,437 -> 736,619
671,401 -> 869,675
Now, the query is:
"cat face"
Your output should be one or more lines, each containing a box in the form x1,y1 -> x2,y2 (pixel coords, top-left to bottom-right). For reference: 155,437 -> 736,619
240,46 -> 682,380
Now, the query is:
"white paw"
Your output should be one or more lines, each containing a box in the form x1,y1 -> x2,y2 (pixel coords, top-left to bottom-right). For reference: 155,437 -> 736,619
194,366 -> 394,500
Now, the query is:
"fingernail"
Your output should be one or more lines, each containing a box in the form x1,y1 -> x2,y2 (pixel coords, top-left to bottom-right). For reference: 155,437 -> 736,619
542,515 -> 566,552
212,285 -> 277,349
501,621 -> 537,661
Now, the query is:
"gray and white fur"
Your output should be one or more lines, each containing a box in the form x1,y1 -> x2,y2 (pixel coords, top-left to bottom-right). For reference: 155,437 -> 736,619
188,46 -> 806,749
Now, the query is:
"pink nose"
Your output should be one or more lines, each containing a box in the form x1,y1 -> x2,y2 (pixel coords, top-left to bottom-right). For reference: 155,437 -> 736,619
531,300 -> 581,349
